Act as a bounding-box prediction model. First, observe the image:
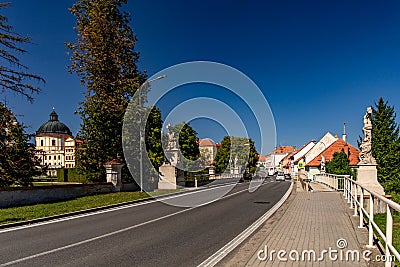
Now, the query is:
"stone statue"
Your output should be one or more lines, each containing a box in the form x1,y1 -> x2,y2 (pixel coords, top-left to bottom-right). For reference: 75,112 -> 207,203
359,107 -> 377,165
320,155 -> 326,173
166,124 -> 177,150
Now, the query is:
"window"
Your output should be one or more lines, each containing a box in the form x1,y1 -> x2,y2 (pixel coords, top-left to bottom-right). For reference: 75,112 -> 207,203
58,155 -> 60,160
49,156 -> 52,160
40,140 -> 43,146
52,140 -> 56,146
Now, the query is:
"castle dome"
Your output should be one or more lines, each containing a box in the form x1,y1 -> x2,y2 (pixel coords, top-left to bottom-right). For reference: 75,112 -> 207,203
36,110 -> 72,136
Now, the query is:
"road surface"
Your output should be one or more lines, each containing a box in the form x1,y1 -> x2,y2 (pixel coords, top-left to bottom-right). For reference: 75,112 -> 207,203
0,180 -> 291,267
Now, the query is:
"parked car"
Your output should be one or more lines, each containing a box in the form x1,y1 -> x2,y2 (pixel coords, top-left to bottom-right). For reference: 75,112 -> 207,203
284,173 -> 291,179
268,168 -> 275,176
276,171 -> 285,181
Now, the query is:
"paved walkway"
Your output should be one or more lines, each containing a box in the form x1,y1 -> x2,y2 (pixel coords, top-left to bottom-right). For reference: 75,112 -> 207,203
222,181 -> 379,267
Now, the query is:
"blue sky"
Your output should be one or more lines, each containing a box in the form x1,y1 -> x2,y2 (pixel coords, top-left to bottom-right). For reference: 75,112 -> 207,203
2,0 -> 400,154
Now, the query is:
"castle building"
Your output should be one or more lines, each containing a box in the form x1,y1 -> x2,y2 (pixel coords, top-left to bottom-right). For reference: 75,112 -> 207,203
35,110 -> 76,176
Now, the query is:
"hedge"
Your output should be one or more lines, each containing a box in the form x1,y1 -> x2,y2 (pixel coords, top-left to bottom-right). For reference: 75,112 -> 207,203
57,168 -> 90,183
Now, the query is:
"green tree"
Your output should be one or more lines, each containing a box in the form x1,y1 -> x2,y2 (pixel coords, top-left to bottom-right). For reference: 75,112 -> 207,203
0,3 -> 43,187
371,97 -> 400,192
0,103 -> 41,187
214,136 -> 231,173
246,139 -> 259,174
145,107 -> 164,171
326,151 -> 356,177
67,0 -> 145,182
0,2 -> 44,102
172,122 -> 200,162
214,136 -> 259,175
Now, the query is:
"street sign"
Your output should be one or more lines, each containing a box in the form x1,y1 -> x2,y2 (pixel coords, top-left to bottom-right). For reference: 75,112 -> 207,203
298,161 -> 305,169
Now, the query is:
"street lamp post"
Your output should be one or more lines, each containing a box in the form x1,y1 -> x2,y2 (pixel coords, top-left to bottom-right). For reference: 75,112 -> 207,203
139,75 -> 166,192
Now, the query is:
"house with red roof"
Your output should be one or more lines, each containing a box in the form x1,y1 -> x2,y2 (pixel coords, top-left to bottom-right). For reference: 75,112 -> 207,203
262,146 -> 296,173
301,126 -> 360,179
198,139 -> 220,165
281,141 -> 316,175
305,138 -> 360,179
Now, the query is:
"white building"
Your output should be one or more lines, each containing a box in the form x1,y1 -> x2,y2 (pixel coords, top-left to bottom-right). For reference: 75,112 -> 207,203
198,139 -> 219,166
35,110 -> 76,176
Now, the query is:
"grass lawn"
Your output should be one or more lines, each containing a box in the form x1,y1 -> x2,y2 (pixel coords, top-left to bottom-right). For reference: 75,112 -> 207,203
0,190 -> 180,225
374,212 -> 400,263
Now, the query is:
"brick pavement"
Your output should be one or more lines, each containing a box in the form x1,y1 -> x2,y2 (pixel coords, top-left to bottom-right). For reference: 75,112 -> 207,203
222,181 -> 377,267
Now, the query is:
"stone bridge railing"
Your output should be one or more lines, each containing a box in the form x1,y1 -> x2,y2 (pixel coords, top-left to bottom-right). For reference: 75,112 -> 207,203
315,173 -> 400,267
314,173 -> 347,191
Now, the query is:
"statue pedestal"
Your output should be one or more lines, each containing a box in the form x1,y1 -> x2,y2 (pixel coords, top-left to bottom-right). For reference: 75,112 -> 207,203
357,164 -> 385,195
158,163 -> 185,190
104,159 -> 123,192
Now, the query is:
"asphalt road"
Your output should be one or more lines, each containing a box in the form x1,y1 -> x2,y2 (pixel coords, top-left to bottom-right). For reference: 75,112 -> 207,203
0,180 -> 291,267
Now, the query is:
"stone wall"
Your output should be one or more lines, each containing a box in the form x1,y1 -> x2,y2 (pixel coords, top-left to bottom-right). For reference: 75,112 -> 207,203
0,183 -> 114,208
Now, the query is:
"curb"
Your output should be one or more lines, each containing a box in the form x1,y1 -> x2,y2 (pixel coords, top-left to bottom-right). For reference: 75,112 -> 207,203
198,181 -> 294,267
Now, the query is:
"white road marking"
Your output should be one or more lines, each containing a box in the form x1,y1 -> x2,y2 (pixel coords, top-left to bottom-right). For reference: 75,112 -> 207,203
197,181 -> 293,267
0,182 -> 274,266
0,182 -> 239,234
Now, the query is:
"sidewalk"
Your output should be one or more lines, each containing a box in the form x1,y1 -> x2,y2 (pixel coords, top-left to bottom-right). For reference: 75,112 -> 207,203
222,181 -> 380,266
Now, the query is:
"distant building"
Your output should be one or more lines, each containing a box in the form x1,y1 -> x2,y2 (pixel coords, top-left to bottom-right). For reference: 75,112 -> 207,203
257,155 -> 268,168
306,138 -> 360,179
304,132 -> 338,165
262,146 -> 296,172
198,139 -> 219,165
35,110 -> 76,176
282,141 -> 316,175
272,146 -> 296,170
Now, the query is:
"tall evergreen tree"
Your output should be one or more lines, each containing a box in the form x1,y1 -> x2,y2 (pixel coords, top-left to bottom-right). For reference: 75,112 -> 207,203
0,103 -> 41,187
0,2 -> 44,102
67,0 -> 145,181
371,97 -> 400,192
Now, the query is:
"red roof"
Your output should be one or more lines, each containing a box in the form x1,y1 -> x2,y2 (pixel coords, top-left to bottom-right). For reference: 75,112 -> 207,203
258,155 -> 267,162
104,159 -> 123,165
199,139 -> 216,147
273,146 -> 296,154
306,139 -> 360,167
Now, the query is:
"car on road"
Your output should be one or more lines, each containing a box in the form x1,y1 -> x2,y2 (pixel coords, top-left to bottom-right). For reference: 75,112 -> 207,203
284,173 -> 291,179
276,171 -> 285,181
268,168 -> 275,176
